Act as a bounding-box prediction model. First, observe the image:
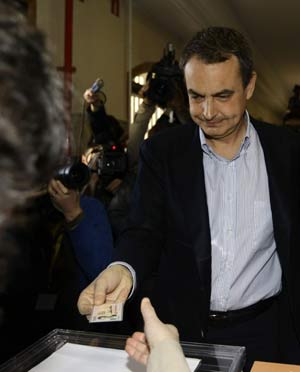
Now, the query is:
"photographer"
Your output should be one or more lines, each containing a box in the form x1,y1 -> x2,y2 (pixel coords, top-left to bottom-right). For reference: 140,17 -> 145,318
128,43 -> 191,171
82,84 -> 128,208
83,83 -> 125,148
107,44 -> 191,239
48,179 -> 113,289
42,178 -> 113,329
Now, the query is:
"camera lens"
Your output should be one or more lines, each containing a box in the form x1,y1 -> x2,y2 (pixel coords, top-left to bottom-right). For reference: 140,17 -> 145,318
56,159 -> 91,189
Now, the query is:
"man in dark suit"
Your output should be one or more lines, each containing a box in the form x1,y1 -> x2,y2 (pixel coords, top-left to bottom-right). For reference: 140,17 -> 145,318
78,26 -> 300,371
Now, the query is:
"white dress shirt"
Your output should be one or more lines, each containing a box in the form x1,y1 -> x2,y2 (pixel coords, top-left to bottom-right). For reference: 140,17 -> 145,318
200,112 -> 282,311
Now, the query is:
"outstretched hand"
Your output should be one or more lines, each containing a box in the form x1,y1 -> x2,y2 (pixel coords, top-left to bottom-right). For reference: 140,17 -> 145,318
125,298 -> 179,365
77,264 -> 133,316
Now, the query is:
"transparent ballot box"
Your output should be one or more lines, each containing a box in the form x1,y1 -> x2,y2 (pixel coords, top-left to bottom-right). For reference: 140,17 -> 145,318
0,328 -> 246,372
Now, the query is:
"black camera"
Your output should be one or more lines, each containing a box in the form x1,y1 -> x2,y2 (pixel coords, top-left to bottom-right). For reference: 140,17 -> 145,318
98,148 -> 127,176
146,43 -> 183,107
55,158 -> 91,190
85,144 -> 127,178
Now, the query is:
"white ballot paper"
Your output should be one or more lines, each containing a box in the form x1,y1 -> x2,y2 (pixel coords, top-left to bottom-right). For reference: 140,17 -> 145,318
29,342 -> 200,372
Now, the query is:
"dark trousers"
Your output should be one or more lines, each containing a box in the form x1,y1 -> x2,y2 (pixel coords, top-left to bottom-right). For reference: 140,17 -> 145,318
205,299 -> 300,372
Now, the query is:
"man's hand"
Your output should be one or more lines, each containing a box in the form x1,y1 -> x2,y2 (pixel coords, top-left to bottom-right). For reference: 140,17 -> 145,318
125,298 -> 179,365
77,264 -> 133,316
83,88 -> 103,112
48,179 -> 82,222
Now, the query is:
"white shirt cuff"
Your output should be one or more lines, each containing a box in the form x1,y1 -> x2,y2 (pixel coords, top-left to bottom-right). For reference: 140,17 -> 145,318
107,261 -> 136,299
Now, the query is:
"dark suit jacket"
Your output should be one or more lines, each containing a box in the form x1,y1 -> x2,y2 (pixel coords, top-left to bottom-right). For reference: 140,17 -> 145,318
116,118 -> 300,343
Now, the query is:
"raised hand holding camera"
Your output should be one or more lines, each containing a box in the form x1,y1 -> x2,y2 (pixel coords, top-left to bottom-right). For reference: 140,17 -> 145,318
90,78 -> 104,94
48,179 -> 82,222
83,77 -> 107,111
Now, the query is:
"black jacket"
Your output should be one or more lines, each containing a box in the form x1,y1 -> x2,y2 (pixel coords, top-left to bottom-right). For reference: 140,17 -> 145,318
115,118 -> 300,344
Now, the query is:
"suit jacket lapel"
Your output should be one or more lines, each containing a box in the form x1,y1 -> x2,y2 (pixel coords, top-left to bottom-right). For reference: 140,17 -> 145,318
176,124 -> 211,282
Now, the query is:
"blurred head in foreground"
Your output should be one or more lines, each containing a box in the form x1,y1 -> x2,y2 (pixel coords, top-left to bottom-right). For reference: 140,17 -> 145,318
0,1 -> 65,306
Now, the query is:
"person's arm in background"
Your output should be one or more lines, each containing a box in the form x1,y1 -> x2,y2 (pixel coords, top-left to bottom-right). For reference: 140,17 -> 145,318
67,195 -> 114,282
83,87 -> 104,113
126,298 -> 190,372
83,88 -> 124,145
48,180 -> 113,283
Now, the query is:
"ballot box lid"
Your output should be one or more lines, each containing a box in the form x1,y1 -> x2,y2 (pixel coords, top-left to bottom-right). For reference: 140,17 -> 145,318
0,328 -> 246,372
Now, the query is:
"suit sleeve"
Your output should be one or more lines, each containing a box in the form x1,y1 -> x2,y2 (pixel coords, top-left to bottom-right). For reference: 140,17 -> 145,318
115,137 -> 166,283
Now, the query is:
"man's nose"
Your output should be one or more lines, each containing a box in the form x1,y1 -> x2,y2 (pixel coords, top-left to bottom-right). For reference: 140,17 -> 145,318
202,98 -> 215,120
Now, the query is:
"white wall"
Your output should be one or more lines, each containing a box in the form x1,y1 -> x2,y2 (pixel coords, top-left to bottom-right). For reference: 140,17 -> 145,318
131,9 -> 184,70
36,0 -> 129,122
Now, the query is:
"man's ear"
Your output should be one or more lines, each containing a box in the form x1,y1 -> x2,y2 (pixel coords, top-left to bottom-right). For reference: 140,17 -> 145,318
246,71 -> 257,100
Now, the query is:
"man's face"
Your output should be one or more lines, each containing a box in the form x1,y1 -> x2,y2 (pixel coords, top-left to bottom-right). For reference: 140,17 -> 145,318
184,55 -> 256,140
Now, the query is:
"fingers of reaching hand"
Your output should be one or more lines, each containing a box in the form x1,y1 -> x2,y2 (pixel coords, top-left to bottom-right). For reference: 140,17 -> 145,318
77,281 -> 98,315
103,285 -> 131,305
93,276 -> 110,306
141,297 -> 157,322
48,179 -> 69,198
132,331 -> 147,343
125,333 -> 149,365
56,181 -> 69,194
141,297 -> 180,347
78,266 -> 133,317
48,179 -> 57,195
141,297 -> 166,334
77,296 -> 93,315
116,286 -> 131,303
95,265 -> 132,305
